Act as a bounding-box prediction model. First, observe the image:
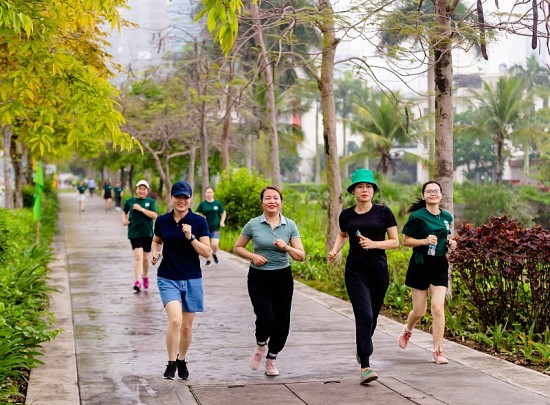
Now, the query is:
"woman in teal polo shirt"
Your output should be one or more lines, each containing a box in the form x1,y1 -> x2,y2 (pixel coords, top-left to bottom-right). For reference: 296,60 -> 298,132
397,181 -> 457,365
234,186 -> 305,377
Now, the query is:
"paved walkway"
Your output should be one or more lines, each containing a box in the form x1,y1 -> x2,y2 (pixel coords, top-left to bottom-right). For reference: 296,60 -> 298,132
26,193 -> 550,405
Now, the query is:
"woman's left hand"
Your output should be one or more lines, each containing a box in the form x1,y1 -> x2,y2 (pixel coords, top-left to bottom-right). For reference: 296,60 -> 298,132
447,239 -> 457,251
274,239 -> 290,252
358,236 -> 374,250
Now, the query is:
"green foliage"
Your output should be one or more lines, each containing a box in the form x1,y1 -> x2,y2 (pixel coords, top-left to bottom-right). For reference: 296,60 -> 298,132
194,0 -> 241,55
384,248 -> 412,313
215,167 -> 269,230
0,192 -> 60,402
22,185 -> 35,208
0,0 -> 138,158
449,215 -> 550,334
458,182 -> 536,226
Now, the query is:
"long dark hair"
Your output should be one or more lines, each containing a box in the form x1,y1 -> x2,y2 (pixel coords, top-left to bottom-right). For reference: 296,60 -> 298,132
407,181 -> 442,213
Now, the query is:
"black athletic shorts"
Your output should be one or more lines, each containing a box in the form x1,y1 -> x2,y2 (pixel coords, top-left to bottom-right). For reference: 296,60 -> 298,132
130,237 -> 153,252
405,254 -> 449,290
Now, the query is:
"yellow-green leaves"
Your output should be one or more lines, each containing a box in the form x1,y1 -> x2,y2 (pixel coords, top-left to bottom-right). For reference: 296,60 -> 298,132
0,0 -> 136,158
195,0 -> 243,55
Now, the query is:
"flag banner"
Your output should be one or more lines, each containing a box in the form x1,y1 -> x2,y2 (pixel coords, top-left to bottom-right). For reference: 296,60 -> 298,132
33,160 -> 44,222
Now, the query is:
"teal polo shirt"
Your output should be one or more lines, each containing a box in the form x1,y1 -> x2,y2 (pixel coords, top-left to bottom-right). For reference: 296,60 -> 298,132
241,213 -> 301,270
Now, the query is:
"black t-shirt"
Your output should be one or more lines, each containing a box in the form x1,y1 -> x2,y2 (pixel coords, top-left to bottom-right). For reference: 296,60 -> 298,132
338,204 -> 397,271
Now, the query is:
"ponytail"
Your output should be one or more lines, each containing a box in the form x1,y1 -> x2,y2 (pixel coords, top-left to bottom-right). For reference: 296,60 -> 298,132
407,198 -> 426,213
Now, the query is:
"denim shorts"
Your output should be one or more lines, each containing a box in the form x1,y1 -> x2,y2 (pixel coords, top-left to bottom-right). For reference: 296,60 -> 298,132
157,276 -> 204,312
209,230 -> 220,239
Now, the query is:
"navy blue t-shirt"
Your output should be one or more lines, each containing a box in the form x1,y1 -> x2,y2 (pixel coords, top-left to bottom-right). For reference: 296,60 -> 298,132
154,209 -> 209,280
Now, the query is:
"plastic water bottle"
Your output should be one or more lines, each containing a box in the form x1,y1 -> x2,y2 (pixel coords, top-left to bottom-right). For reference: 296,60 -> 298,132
427,243 -> 436,256
356,230 -> 362,237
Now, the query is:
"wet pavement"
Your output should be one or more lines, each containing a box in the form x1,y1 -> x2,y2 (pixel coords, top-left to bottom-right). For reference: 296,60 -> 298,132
26,192 -> 550,405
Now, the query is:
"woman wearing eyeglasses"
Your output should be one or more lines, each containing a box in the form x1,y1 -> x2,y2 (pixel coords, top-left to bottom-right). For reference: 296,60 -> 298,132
398,181 -> 457,364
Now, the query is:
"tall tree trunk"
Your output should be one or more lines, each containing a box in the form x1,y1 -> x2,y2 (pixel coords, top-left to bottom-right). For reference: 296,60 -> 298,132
119,167 -> 125,190
315,100 -> 321,184
342,121 -> 348,177
141,141 -> 171,207
200,96 -> 209,193
495,134 -> 504,183
128,165 -> 134,192
318,0 -> 342,253
195,42 -> 210,195
221,59 -> 234,172
188,141 -> 197,207
433,0 -> 454,220
1,126 -> 14,209
427,49 -> 436,179
251,2 -> 282,189
12,141 -> 24,208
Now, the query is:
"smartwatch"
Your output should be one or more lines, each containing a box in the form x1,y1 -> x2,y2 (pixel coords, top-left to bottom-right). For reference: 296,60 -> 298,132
190,234 -> 196,242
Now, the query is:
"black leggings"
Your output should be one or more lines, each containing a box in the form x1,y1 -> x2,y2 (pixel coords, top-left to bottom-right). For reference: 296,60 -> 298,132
345,267 -> 389,368
247,266 -> 293,358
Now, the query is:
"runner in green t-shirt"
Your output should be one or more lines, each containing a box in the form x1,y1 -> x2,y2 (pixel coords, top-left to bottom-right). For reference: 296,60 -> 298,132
76,180 -> 87,212
196,187 -> 226,266
398,180 -> 457,365
122,179 -> 158,292
102,179 -> 113,211
113,181 -> 123,211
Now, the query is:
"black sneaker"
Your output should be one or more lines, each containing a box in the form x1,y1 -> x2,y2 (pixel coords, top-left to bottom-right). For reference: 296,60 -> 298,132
163,361 -> 176,379
176,358 -> 189,380
205,260 -> 211,267
213,254 -> 219,264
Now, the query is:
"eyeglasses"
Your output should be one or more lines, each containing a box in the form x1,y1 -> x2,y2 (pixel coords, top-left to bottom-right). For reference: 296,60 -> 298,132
424,189 -> 441,195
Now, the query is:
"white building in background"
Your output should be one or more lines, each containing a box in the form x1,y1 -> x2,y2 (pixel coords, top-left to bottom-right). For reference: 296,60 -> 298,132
105,0 -> 548,185
296,0 -> 550,185
107,0 -> 199,86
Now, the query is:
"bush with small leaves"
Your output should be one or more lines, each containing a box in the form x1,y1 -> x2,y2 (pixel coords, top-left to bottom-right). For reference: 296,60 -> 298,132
215,167 -> 269,230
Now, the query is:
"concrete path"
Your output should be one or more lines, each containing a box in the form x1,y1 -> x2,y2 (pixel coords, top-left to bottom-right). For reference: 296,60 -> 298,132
26,193 -> 550,405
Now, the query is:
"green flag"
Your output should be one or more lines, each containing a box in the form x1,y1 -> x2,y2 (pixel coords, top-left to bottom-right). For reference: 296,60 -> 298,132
33,161 -> 44,222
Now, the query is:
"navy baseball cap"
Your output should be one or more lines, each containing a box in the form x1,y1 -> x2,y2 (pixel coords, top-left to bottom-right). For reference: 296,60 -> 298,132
171,181 -> 192,197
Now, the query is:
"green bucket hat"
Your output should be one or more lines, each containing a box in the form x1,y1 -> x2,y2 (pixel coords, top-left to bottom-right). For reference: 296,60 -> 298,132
347,169 -> 378,193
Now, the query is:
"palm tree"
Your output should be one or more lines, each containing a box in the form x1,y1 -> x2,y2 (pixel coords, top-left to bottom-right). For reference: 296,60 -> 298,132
347,92 -> 411,174
469,76 -> 528,183
510,55 -> 550,108
335,72 -> 371,176
376,0 -> 483,217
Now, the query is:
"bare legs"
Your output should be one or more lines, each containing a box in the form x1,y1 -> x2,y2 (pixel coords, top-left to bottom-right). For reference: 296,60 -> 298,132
132,248 -> 150,283
164,300 -> 195,361
406,285 -> 447,351
210,238 -> 220,257
430,286 -> 447,351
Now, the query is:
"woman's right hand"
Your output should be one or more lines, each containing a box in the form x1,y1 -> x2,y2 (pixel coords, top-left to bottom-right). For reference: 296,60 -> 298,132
425,235 -> 437,245
251,254 -> 268,266
328,250 -> 338,261
151,252 -> 162,265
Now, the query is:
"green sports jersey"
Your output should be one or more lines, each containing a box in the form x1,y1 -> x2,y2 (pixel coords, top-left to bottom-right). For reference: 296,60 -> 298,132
402,207 -> 453,256
123,196 -> 157,238
196,199 -> 225,231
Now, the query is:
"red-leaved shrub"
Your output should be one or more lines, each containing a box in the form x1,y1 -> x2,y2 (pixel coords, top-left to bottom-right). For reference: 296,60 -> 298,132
449,215 -> 550,333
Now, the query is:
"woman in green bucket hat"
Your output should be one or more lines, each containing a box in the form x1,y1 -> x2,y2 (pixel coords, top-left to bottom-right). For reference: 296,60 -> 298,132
328,168 -> 399,385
